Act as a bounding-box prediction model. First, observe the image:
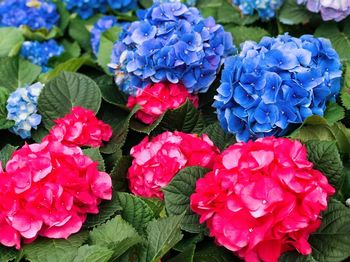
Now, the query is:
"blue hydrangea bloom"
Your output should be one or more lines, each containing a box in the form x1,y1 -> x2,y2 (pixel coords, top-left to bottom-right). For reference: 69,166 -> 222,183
62,0 -> 137,19
91,16 -> 119,56
213,34 -> 342,142
109,2 -> 235,95
232,0 -> 284,20
6,83 -> 43,139
153,0 -> 196,6
0,0 -> 60,31
20,40 -> 64,73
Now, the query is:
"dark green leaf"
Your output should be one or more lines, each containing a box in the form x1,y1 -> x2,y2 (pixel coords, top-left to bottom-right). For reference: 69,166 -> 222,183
139,215 -> 184,262
279,0 -> 311,25
306,141 -> 343,189
38,56 -> 90,83
0,246 -> 18,262
95,75 -> 127,107
224,25 -> 269,45
0,57 -> 41,91
163,167 -> 209,233
0,144 -> 17,167
72,245 -> 114,262
0,87 -> 14,130
82,148 -> 105,171
193,243 -> 236,262
38,71 -> 101,129
168,245 -> 196,262
89,215 -> 141,259
201,122 -> 235,150
308,199 -> 350,262
323,102 -> 345,124
84,191 -> 122,229
116,192 -> 154,236
23,232 -> 89,262
110,155 -> 131,191
0,27 -> 24,58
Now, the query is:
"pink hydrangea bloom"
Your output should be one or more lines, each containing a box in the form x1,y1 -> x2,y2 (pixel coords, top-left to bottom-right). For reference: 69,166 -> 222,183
127,82 -> 199,124
0,140 -> 112,249
45,107 -> 112,147
128,131 -> 219,199
190,137 -> 335,262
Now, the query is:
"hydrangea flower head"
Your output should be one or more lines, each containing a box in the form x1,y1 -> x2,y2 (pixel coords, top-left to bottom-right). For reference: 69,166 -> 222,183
6,83 -> 43,139
232,0 -> 284,20
20,40 -> 64,73
91,16 -> 119,57
128,131 -> 219,199
62,0 -> 137,19
0,0 -> 60,31
190,137 -> 334,261
297,0 -> 350,21
213,34 -> 342,142
44,107 -> 113,148
109,2 -> 235,95
0,140 -> 112,249
127,82 -> 199,124
153,0 -> 196,6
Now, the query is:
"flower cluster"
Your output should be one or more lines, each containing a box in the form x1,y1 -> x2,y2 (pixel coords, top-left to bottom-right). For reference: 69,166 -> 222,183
0,140 -> 112,249
62,0 -> 137,19
91,16 -> 119,57
297,0 -> 350,21
153,0 -> 196,6
213,34 -> 342,142
45,107 -> 113,148
190,137 -> 334,261
232,0 -> 284,20
109,2 -> 235,95
6,83 -> 43,139
127,82 -> 199,124
0,0 -> 60,31
20,40 -> 64,73
128,131 -> 219,199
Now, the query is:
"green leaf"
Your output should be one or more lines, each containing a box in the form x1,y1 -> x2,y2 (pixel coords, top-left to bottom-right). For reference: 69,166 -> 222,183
201,122 -> 235,151
0,57 -> 41,91
55,0 -> 70,32
68,17 -> 92,52
90,215 -> 141,259
31,125 -> 50,143
0,87 -> 14,130
315,23 -> 350,61
0,27 -> 24,58
0,246 -> 18,262
97,26 -> 121,74
72,245 -> 114,262
23,232 -> 89,262
0,144 -> 17,167
129,115 -> 164,135
116,192 -> 154,236
168,245 -> 196,262
160,100 -> 204,133
140,215 -> 184,262
278,0 -> 311,25
289,116 -> 350,154
110,155 -> 131,191
38,56 -> 90,83
38,71 -> 101,129
323,102 -> 345,124
20,25 -> 62,41
84,191 -> 122,229
341,62 -> 350,110
163,167 -> 209,233
193,243 -> 236,262
308,199 -> 350,262
306,141 -> 343,189
82,148 -> 105,171
141,198 -> 164,218
95,75 -> 127,107
280,252 -> 316,262
224,26 -> 269,46
100,106 -> 138,154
